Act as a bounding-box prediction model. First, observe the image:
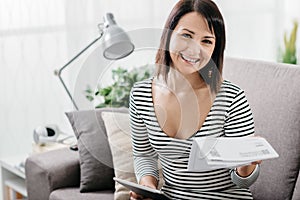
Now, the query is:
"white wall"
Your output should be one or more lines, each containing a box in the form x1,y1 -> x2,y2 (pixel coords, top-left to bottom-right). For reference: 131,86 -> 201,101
215,0 -> 300,62
0,0 -> 178,160
0,0 -> 299,164
0,0 -> 69,159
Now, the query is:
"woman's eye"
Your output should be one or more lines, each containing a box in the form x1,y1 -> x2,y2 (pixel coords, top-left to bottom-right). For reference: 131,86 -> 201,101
181,33 -> 192,39
203,40 -> 213,44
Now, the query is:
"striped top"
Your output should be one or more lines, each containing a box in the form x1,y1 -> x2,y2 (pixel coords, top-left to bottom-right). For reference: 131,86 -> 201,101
129,78 -> 258,200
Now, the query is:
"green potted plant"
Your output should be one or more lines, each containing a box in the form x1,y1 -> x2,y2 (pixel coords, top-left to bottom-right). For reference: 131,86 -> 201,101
279,21 -> 298,64
85,65 -> 152,108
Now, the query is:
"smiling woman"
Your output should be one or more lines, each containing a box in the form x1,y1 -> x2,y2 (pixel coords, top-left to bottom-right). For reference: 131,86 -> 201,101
155,0 -> 226,95
169,12 -> 216,76
129,0 -> 261,200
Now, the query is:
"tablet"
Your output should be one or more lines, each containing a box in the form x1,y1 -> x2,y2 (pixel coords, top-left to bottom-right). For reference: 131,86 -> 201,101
113,177 -> 170,200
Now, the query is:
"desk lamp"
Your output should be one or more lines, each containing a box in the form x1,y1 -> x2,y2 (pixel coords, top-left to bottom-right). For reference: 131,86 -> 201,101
55,13 -> 134,110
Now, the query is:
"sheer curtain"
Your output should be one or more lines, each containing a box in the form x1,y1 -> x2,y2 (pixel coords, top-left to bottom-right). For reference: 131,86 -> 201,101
0,0 -> 69,158
217,0 -> 299,61
0,0 -> 177,159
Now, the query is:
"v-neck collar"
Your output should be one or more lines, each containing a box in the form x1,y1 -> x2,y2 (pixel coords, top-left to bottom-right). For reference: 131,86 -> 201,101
149,77 -> 225,140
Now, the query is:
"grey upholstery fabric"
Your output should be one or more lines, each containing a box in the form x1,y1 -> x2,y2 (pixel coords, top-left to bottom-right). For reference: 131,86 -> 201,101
65,107 -> 128,192
25,148 -> 80,200
49,188 -> 114,200
224,57 -> 300,200
293,173 -> 300,200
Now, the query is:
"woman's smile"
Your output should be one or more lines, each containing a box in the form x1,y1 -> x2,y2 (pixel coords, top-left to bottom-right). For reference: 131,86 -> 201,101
180,53 -> 200,64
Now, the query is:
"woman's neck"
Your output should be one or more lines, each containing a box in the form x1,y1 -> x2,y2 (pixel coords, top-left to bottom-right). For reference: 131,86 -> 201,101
182,72 -> 207,90
159,68 -> 207,93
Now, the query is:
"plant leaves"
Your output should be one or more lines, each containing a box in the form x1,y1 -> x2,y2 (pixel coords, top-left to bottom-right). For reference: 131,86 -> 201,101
84,65 -> 153,108
282,21 -> 298,64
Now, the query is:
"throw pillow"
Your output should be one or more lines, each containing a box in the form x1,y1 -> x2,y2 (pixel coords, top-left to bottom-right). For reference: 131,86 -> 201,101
101,112 -> 136,200
65,107 -> 128,192
101,112 -> 164,200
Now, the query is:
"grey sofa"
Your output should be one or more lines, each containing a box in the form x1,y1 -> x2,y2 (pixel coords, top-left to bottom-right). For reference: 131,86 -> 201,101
25,57 -> 300,200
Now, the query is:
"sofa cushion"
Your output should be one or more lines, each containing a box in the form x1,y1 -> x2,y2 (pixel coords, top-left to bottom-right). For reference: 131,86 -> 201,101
65,107 -> 128,192
101,112 -> 136,200
101,111 -> 165,200
223,57 -> 300,200
49,187 -> 114,200
25,148 -> 80,200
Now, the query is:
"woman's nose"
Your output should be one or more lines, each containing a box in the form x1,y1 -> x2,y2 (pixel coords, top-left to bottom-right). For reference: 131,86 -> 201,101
185,39 -> 202,56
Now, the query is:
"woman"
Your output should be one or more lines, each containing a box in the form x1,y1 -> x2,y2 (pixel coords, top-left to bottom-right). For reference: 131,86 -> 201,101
129,0 -> 261,199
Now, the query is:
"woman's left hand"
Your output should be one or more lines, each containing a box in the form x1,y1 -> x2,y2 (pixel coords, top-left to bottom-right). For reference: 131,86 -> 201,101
236,134 -> 263,177
251,160 -> 262,165
236,160 -> 261,177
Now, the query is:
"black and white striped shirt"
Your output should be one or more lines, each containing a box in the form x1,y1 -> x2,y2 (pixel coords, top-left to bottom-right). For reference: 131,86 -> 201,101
129,78 -> 259,200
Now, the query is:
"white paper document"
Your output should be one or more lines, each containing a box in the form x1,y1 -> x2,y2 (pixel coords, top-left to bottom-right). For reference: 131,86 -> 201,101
187,137 -> 279,172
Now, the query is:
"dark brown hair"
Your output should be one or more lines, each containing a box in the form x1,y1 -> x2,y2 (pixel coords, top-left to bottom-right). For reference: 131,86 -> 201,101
155,0 -> 226,93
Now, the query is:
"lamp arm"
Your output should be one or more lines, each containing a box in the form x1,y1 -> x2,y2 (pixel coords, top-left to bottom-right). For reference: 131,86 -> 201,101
54,33 -> 103,110
57,73 -> 79,110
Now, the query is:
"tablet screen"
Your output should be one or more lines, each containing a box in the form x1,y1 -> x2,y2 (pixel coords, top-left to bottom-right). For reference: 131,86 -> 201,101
113,177 -> 170,200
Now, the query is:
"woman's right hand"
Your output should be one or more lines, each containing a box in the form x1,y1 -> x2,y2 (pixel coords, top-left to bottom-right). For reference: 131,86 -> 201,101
129,176 -> 158,200
130,191 -> 152,200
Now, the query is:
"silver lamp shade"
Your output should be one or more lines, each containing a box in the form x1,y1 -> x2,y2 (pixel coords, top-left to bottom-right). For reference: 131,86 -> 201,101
55,12 -> 134,111
102,13 -> 134,60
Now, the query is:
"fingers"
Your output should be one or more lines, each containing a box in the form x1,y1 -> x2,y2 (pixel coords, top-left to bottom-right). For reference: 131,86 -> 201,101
130,191 -> 151,200
129,191 -> 141,200
251,160 -> 262,165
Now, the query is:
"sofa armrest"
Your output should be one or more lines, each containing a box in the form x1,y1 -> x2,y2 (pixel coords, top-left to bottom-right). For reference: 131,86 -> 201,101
25,147 -> 80,200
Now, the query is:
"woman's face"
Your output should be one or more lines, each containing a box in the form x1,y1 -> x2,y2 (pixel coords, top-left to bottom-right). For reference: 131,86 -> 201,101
169,12 -> 216,75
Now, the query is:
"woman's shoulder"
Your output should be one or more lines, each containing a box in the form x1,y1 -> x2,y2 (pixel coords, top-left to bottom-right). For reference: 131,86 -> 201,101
131,77 -> 153,93
221,80 -> 245,96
